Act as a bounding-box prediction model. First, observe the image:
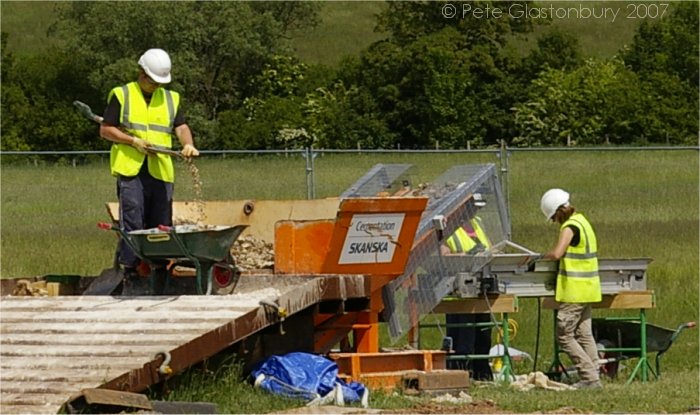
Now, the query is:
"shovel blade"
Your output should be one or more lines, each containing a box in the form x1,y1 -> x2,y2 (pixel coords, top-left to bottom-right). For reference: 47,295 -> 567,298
83,268 -> 124,295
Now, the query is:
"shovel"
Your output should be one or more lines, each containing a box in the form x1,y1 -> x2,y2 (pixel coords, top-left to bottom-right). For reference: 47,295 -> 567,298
73,100 -> 183,158
82,267 -> 124,296
83,237 -> 125,296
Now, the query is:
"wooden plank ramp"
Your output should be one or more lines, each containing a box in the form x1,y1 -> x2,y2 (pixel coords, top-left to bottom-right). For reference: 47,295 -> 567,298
0,274 -> 367,414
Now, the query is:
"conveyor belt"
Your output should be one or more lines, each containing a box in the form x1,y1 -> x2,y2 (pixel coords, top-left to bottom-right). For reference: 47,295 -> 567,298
0,274 -> 367,414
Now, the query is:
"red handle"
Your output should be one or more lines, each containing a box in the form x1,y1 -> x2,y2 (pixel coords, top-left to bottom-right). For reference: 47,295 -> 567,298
687,322 -> 696,329
158,225 -> 172,232
97,222 -> 113,230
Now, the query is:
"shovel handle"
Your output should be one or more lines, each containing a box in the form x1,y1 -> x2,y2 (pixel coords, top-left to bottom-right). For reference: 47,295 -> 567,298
147,146 -> 184,159
75,100 -> 184,158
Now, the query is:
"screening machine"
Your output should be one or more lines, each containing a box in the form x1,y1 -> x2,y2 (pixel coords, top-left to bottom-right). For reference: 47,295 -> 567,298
352,163 -> 667,385
366,163 -> 652,342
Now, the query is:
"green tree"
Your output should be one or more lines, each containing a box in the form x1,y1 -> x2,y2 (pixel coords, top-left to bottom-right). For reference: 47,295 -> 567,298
520,27 -> 583,77
303,80 -> 395,149
622,1 -> 699,87
1,32 -> 30,151
340,24 -> 526,148
47,2 -> 318,149
512,57 -> 697,146
513,59 -> 634,146
332,1 -> 541,149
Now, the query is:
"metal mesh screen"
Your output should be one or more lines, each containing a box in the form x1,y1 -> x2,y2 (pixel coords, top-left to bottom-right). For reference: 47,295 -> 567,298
382,164 -> 510,342
340,163 -> 416,198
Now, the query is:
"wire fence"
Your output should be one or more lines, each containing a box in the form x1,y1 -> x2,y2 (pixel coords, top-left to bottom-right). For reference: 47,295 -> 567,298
2,145 -> 698,207
2,145 -> 698,157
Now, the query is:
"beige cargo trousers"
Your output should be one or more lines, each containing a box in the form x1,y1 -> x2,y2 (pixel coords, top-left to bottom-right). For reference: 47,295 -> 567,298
557,303 -> 600,382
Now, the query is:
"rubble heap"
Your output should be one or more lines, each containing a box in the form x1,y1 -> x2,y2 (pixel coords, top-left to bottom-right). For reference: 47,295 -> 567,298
231,235 -> 275,271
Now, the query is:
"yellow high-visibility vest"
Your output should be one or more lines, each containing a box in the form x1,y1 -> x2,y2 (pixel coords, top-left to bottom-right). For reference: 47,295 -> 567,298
555,212 -> 602,303
108,82 -> 180,183
472,216 -> 491,249
446,217 -> 491,254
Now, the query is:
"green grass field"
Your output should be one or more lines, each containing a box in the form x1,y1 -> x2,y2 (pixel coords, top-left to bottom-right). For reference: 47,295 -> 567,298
1,150 -> 698,413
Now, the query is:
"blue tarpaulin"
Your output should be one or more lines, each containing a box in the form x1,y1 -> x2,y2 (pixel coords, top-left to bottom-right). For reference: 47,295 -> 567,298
251,352 -> 368,407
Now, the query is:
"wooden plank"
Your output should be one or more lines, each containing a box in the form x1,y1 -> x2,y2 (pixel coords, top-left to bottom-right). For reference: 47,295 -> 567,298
432,295 -> 518,314
82,388 -> 152,410
0,404 -> 61,415
0,298 -> 269,312
0,369 -> 137,383
0,325 -> 210,336
1,332 -> 189,346
541,291 -> 655,310
0,381 -> 98,395
0,344 -> 177,357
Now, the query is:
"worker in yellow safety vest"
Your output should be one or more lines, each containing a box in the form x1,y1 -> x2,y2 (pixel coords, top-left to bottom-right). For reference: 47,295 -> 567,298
540,188 -> 602,389
100,48 -> 199,292
441,193 -> 494,380
443,215 -> 491,255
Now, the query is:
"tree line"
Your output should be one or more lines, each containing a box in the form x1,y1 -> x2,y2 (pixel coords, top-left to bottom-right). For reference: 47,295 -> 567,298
1,1 -> 697,154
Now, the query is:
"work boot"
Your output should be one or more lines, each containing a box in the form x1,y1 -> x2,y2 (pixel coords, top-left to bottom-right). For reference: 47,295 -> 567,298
121,269 -> 151,296
573,380 -> 603,389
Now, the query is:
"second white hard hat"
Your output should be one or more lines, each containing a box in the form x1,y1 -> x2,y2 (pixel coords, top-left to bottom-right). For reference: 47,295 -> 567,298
138,48 -> 171,84
540,188 -> 570,220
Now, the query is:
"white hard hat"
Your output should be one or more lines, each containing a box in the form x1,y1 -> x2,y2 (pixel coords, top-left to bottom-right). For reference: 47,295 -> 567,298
540,188 -> 570,220
138,48 -> 171,84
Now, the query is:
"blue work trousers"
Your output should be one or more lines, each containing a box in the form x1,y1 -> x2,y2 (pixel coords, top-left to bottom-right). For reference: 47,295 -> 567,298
117,162 -> 173,268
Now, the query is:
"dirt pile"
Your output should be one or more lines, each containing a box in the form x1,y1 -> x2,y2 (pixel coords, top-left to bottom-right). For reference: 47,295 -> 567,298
10,280 -> 48,297
231,235 -> 275,271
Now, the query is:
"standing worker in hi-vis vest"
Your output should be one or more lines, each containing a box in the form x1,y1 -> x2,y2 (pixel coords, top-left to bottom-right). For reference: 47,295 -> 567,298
540,188 -> 602,389
440,193 -> 494,380
100,48 -> 200,292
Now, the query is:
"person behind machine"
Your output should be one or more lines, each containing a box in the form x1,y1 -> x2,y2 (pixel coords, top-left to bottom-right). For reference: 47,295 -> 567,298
440,193 -> 493,380
540,188 -> 602,389
100,48 -> 200,293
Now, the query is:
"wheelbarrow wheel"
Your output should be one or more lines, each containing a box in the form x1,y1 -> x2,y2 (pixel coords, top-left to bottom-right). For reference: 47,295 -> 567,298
597,339 -> 620,378
209,253 -> 240,295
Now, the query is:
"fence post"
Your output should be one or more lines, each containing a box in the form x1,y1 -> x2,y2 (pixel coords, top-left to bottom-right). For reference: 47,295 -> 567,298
499,140 -> 511,235
303,145 -> 317,200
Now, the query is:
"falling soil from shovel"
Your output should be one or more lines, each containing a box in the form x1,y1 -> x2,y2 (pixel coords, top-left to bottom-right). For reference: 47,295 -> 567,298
182,157 -> 207,225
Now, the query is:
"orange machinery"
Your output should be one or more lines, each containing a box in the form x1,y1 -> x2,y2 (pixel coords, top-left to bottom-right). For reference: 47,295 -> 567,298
274,196 -> 448,387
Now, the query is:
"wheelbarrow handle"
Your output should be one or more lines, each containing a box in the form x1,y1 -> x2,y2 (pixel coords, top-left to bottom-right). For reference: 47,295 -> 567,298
158,225 -> 173,232
97,222 -> 116,230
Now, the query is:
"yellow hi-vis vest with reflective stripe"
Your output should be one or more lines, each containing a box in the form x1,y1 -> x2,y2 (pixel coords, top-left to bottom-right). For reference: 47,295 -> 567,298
555,212 -> 602,303
446,217 -> 491,254
108,82 -> 180,183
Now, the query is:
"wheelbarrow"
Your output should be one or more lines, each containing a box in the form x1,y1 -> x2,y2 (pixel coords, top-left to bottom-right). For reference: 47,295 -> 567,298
594,319 -> 696,381
97,222 -> 247,295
